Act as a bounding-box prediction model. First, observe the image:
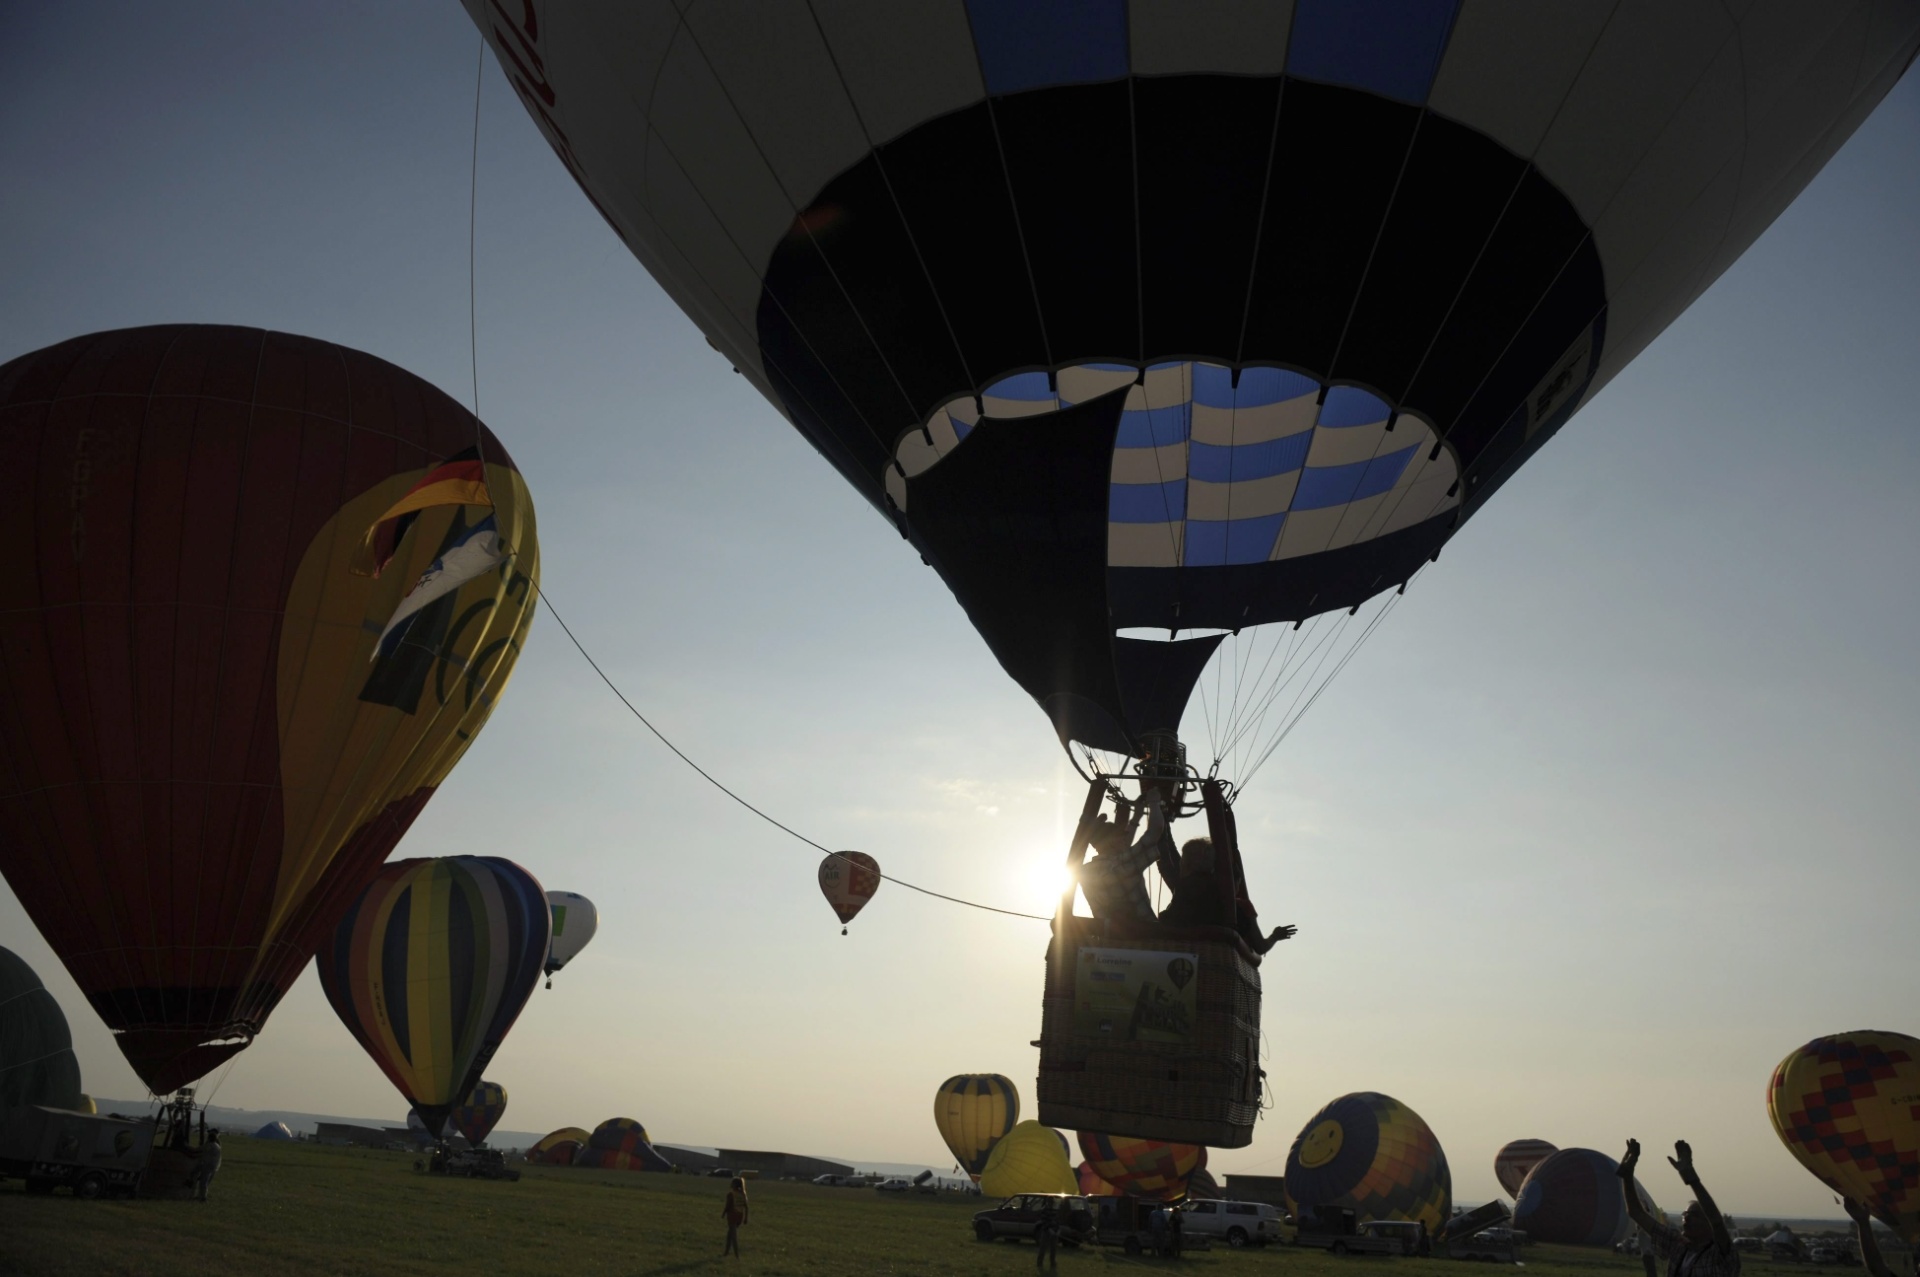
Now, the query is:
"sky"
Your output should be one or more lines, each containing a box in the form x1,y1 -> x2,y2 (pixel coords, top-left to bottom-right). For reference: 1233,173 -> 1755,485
1,3 -> 1915,1216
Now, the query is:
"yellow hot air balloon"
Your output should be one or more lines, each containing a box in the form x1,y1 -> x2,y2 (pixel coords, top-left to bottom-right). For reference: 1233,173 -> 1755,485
935,1074 -> 1019,1182
1769,1031 -> 1920,1243
980,1120 -> 1077,1199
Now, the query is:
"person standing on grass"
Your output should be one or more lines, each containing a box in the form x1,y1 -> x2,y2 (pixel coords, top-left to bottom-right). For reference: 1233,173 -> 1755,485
1619,1139 -> 1739,1277
721,1176 -> 749,1257
1035,1205 -> 1059,1271
190,1130 -> 222,1202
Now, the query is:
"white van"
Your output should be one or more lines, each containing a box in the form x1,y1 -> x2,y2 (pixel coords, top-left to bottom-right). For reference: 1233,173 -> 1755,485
1180,1199 -> 1284,1247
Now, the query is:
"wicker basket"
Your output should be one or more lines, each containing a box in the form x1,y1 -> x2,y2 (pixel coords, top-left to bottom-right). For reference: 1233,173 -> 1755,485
1035,914 -> 1262,1148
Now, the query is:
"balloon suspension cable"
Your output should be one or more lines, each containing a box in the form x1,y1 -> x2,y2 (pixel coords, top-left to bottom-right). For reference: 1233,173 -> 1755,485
531,581 -> 1048,922
466,30 -> 487,470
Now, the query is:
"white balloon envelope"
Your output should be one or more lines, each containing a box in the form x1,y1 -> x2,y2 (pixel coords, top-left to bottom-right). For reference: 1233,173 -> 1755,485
543,891 -> 598,983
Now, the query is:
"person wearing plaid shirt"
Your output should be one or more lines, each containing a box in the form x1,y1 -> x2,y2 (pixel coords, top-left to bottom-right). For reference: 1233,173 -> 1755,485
1076,793 -> 1173,921
1621,1140 -> 1740,1277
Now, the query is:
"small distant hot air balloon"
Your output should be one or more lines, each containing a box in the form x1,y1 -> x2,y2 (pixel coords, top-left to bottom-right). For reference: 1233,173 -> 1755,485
1495,1139 -> 1558,1199
1769,1031 -> 1920,1245
452,1080 -> 509,1148
1078,1131 -> 1206,1201
528,1126 -> 591,1166
318,856 -> 549,1137
543,891 -> 598,987
818,852 -> 880,934
254,1121 -> 294,1140
0,946 -> 83,1124
980,1120 -> 1077,1198
573,1118 -> 675,1171
1513,1148 -> 1647,1247
0,326 -> 538,1094
74,1095 -> 97,1116
1284,1093 -> 1451,1237
934,1074 -> 1019,1181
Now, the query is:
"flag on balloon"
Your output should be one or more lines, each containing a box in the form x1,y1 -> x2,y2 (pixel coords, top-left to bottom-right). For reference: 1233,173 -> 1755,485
353,448 -> 494,577
371,515 -> 509,662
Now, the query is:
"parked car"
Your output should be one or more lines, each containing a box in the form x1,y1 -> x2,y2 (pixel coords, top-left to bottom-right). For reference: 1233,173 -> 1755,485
812,1173 -> 858,1187
707,1167 -> 734,1178
974,1194 -> 1095,1244
1181,1199 -> 1285,1248
1810,1248 -> 1842,1265
875,1177 -> 913,1192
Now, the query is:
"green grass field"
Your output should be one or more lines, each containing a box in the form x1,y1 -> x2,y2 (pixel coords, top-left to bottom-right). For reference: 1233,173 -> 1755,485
0,1138 -> 1829,1277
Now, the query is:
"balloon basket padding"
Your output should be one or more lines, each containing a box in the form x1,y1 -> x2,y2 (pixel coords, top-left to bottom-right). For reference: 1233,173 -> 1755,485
1035,915 -> 1262,1149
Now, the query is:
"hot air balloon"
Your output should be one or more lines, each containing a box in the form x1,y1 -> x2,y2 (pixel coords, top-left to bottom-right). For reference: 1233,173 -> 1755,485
1512,1148 -> 1649,1247
543,891 -> 598,986
0,325 -> 538,1094
1769,1031 -> 1920,1244
1284,1092 -> 1451,1237
980,1120 -> 1078,1198
471,2 -> 1919,1145
1077,1161 -> 1123,1197
572,1118 -> 675,1172
1078,1131 -> 1206,1200
0,946 -> 84,1124
318,856 -> 549,1137
451,1079 -> 509,1148
818,852 -> 880,933
528,1126 -> 591,1166
1495,1139 -> 1558,1199
254,1121 -> 294,1140
74,1095 -> 97,1116
934,1073 -> 1019,1181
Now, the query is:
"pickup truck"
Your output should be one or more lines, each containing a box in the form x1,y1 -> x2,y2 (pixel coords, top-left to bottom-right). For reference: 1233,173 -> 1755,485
1182,1199 -> 1284,1248
0,1105 -> 155,1199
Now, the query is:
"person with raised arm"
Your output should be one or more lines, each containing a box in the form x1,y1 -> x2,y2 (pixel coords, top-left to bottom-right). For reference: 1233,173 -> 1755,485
1842,1197 -> 1897,1277
1619,1140 -> 1739,1277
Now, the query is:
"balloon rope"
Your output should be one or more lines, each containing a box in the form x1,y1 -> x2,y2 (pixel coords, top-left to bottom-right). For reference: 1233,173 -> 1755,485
467,32 -> 486,461
532,583 -> 1049,922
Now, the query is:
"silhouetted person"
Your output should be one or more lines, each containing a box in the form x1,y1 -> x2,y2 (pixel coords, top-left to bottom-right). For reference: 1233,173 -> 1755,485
1035,1205 -> 1059,1271
190,1130 -> 222,1202
1620,1140 -> 1739,1277
722,1176 -> 749,1257
1158,837 -> 1296,953
1078,796 -> 1168,922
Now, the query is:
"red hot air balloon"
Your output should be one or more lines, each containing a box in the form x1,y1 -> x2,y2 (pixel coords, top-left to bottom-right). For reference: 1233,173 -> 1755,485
0,326 -> 539,1093
817,852 -> 880,934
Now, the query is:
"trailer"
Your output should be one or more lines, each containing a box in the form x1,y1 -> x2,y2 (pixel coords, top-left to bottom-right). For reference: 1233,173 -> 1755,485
0,1105 -> 155,1199
1294,1205 -> 1405,1256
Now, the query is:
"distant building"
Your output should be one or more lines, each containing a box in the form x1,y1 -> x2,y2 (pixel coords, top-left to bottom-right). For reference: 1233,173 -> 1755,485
715,1149 -> 854,1180
656,1145 -> 726,1173
314,1122 -> 389,1147
1223,1174 -> 1288,1208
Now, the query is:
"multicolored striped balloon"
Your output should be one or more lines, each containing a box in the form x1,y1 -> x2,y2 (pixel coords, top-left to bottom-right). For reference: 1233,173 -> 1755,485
1769,1031 -> 1920,1244
451,1079 -> 508,1147
1077,1131 -> 1206,1201
527,1126 -> 590,1166
572,1117 -> 674,1171
318,856 -> 548,1136
1512,1148 -> 1646,1247
1284,1092 -> 1451,1236
933,1073 -> 1019,1180
1494,1138 -> 1558,1199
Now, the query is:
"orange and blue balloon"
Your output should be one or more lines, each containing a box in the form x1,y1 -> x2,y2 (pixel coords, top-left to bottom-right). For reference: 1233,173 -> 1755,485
451,1079 -> 509,1147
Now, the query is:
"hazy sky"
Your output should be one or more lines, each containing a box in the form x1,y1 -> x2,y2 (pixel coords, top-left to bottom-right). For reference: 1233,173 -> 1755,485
2,4 -> 1915,1214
